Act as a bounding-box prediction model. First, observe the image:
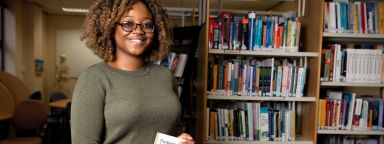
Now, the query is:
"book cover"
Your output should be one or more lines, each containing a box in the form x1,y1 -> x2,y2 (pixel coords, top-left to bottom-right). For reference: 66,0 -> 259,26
153,132 -> 183,144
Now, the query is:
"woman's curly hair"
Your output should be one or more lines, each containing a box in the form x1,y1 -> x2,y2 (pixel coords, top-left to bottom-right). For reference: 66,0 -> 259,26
81,0 -> 171,62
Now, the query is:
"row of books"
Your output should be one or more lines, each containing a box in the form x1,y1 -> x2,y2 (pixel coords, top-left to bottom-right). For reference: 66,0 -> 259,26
155,52 -> 188,78
208,57 -> 307,97
207,102 -> 296,142
318,91 -> 384,131
320,44 -> 384,83
208,11 -> 301,52
324,1 -> 384,34
320,135 -> 379,144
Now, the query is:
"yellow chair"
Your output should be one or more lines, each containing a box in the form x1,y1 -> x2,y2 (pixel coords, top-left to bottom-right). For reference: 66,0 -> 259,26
0,100 -> 48,144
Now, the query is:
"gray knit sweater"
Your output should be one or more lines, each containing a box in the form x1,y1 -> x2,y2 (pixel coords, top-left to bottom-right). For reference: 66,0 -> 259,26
71,62 -> 182,144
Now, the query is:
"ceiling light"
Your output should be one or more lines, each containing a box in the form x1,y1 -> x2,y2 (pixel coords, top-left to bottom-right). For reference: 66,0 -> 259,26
62,7 -> 89,13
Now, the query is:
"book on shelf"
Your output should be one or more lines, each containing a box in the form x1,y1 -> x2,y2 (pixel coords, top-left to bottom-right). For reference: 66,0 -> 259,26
320,44 -> 384,83
208,11 -> 301,52
318,91 -> 384,131
206,101 -> 296,142
156,52 -> 188,78
208,57 -> 307,97
320,135 -> 380,144
324,1 -> 384,34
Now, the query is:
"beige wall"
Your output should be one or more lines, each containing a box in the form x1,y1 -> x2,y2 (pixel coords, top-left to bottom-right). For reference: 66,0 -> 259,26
4,0 -> 44,99
3,0 -> 191,103
45,15 -> 85,101
4,0 -> 85,103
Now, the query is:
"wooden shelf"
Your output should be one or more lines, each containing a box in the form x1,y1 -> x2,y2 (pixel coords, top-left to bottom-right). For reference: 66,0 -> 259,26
318,130 -> 384,135
207,95 -> 316,102
320,82 -> 384,87
209,49 -> 318,57
206,136 -> 313,144
207,140 -> 312,144
322,32 -> 384,43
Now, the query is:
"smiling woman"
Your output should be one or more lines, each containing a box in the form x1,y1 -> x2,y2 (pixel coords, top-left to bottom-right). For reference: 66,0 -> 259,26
70,0 -> 193,144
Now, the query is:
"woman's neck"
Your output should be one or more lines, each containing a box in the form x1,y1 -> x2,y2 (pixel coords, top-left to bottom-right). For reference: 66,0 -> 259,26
107,56 -> 145,71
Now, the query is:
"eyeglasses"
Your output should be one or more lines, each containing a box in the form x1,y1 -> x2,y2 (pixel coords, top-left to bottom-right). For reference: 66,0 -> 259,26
116,21 -> 155,33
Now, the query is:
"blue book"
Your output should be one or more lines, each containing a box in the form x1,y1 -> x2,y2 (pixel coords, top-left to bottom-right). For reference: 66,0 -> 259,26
248,12 -> 255,50
260,107 -> 269,141
252,18 -> 259,50
257,17 -> 263,49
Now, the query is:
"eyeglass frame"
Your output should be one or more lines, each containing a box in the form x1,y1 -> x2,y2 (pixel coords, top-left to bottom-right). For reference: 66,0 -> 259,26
115,21 -> 155,33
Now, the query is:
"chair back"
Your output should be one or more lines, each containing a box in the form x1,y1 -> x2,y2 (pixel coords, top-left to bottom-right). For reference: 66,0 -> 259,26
0,83 -> 15,119
12,100 -> 48,130
29,90 -> 42,100
49,91 -> 67,102
0,71 -> 31,104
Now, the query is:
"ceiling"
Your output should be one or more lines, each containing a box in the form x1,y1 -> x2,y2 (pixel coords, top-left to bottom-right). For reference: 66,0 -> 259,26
24,0 -> 291,16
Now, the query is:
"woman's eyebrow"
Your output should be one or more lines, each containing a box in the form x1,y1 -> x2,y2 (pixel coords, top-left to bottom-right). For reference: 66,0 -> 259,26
122,16 -> 153,20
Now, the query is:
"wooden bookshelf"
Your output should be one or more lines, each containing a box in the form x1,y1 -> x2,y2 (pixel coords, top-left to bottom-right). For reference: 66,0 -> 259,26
320,82 -> 384,87
322,32 -> 384,43
323,32 -> 384,38
194,0 -> 323,144
207,95 -> 316,102
317,0 -> 384,143
209,49 -> 319,57
207,140 -> 312,144
318,130 -> 384,135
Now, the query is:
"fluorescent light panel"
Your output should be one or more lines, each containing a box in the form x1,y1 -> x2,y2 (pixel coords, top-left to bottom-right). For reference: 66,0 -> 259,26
62,7 -> 88,13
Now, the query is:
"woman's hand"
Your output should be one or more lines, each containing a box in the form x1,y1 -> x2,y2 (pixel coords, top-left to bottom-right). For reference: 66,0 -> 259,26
178,133 -> 194,144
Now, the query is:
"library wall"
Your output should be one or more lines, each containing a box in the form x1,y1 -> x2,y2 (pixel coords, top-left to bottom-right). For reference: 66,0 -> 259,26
3,0 -> 46,100
46,15 -> 85,100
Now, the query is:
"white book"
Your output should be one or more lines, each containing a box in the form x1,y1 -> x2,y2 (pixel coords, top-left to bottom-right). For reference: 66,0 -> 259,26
336,2 -> 342,33
223,109 -> 229,140
346,49 -> 352,82
154,132 -> 183,144
335,44 -> 342,82
376,50 -> 383,83
240,110 -> 246,140
346,93 -> 356,130
359,100 -> 368,130
246,103 -> 254,141
248,12 -> 255,50
329,2 -> 337,33
295,67 -> 305,97
351,49 -> 358,82
174,54 -> 188,77
276,66 -> 283,97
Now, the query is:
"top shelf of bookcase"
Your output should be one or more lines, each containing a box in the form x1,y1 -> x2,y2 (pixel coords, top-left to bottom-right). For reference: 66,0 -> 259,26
323,32 -> 384,43
209,49 -> 318,57
320,82 -> 384,87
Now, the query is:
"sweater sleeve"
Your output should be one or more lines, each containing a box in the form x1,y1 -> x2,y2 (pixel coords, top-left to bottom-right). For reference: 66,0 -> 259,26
71,70 -> 106,144
172,77 -> 185,136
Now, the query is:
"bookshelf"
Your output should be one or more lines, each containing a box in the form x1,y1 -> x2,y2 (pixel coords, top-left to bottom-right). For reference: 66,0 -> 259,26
194,0 -> 323,144
318,130 -> 384,135
317,0 -> 384,143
